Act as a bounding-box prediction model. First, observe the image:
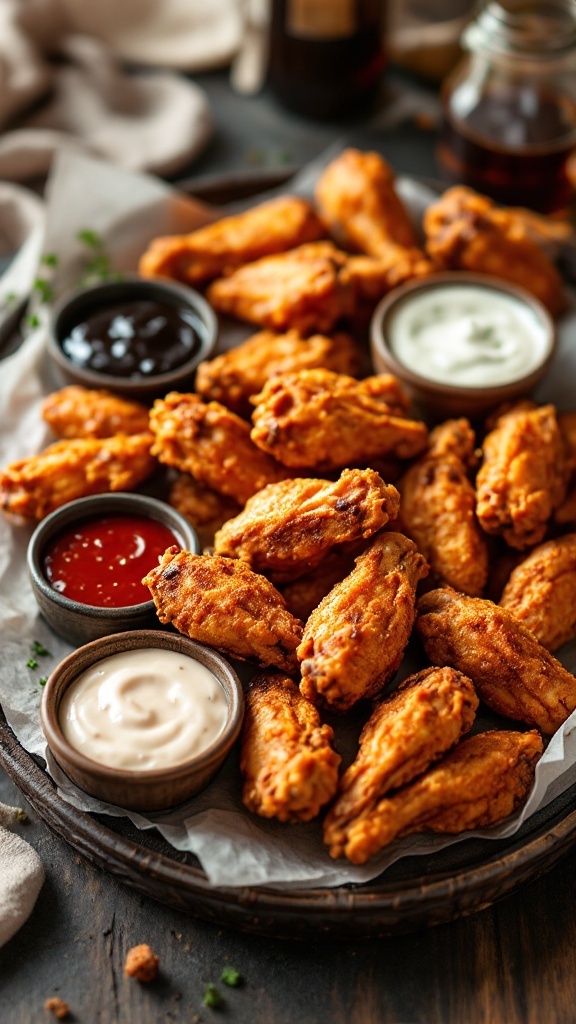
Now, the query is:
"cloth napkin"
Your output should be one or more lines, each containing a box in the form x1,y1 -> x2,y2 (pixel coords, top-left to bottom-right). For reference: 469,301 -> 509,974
0,0 -> 245,183
0,801 -> 44,948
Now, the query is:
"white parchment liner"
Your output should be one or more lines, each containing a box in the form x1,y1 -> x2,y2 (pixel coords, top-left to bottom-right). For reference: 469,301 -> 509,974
0,148 -> 575,889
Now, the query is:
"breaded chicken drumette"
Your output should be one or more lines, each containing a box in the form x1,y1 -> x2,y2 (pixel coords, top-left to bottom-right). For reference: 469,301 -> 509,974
298,532 -> 429,712
398,418 -> 488,596
323,666 -> 479,860
337,730 -> 543,864
42,385 -> 150,439
250,369 -> 427,470
213,468 -> 400,583
417,588 -> 576,734
142,547 -> 303,674
240,673 -> 340,823
499,533 -> 576,651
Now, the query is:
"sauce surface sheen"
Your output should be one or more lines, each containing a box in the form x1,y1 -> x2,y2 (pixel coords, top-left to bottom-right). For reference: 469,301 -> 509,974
59,649 -> 228,771
43,514 -> 178,607
388,284 -> 548,387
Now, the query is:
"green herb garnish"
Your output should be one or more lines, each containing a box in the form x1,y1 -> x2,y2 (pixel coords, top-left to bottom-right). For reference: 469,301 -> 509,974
27,313 -> 40,328
221,967 -> 242,987
203,984 -> 224,1009
33,278 -> 54,303
77,228 -> 103,248
39,677 -> 48,687
27,658 -> 38,670
41,253 -> 59,267
32,640 -> 51,657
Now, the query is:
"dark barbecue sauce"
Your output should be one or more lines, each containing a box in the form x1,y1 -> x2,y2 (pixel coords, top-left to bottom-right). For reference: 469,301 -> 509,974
60,299 -> 202,378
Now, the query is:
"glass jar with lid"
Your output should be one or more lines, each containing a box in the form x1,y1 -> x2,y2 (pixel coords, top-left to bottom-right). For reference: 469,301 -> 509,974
437,0 -> 576,212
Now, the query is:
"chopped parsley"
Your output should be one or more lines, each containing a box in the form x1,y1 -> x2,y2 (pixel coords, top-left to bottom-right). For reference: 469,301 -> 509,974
38,677 -> 48,688
41,253 -> 59,267
33,278 -> 54,303
27,658 -> 38,670
27,313 -> 40,328
32,640 -> 51,657
221,967 -> 242,987
77,228 -> 102,248
203,984 -> 224,1009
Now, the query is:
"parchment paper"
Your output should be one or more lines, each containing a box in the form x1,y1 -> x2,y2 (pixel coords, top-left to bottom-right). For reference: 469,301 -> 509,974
1,148 -> 575,889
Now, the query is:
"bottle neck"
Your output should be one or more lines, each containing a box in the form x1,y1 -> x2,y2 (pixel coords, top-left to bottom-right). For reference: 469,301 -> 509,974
464,0 -> 576,66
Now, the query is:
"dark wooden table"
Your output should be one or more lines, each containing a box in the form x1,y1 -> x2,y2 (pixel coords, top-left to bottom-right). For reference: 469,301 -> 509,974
2,69 -> 576,1024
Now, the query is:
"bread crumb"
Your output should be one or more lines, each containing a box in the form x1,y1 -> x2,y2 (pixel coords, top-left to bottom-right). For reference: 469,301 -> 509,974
44,996 -> 69,1019
124,943 -> 159,983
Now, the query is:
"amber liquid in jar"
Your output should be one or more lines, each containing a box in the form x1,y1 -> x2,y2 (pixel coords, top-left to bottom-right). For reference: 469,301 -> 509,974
438,85 -> 576,212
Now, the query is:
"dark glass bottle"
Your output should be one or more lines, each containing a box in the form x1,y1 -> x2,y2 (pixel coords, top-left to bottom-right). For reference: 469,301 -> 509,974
267,0 -> 386,119
437,0 -> 576,212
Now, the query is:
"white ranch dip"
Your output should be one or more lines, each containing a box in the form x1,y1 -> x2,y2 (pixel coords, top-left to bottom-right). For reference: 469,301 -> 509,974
59,649 -> 228,771
388,283 -> 549,387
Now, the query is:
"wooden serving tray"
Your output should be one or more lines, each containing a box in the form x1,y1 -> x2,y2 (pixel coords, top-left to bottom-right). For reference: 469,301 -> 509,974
2,168 -> 576,940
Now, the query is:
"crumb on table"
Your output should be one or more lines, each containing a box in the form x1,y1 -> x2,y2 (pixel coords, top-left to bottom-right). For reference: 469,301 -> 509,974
124,943 -> 159,983
44,996 -> 69,1019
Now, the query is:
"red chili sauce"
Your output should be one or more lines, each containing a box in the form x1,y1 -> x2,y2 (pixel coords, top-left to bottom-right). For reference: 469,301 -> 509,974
43,515 -> 179,607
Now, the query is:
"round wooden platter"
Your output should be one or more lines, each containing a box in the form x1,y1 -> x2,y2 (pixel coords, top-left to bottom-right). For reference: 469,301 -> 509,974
2,168 -> 576,940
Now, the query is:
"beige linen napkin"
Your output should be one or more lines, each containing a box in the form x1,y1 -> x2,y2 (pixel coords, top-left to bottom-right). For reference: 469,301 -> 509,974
0,802 -> 44,948
0,0 -> 247,182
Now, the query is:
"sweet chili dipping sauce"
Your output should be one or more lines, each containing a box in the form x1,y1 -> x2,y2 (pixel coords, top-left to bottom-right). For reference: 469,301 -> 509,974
43,515 -> 179,607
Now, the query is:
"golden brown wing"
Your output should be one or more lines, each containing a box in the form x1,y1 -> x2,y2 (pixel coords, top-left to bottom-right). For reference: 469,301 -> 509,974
398,418 -> 488,596
138,196 -> 326,285
0,433 -> 155,521
417,587 -> 576,734
279,546 -> 360,622
323,666 -> 479,859
339,730 -> 543,864
213,468 -> 400,582
42,386 -> 150,439
499,533 -> 576,651
149,392 -> 288,505
142,547 -> 303,673
298,531 -> 429,712
240,673 -> 340,823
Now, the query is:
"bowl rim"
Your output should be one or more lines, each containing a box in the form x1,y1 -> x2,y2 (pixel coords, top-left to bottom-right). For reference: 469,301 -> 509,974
370,271 -> 557,398
27,491 -> 200,618
47,273 -> 218,391
40,629 -> 245,784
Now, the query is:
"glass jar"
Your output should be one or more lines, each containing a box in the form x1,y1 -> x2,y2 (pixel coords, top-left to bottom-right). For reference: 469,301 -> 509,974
266,0 -> 386,119
437,0 -> 576,212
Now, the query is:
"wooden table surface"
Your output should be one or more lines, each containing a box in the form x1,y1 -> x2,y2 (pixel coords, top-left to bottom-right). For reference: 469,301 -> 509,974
2,69 -> 576,1024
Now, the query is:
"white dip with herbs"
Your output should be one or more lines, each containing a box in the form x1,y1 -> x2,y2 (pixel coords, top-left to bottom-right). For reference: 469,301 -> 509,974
388,283 -> 549,387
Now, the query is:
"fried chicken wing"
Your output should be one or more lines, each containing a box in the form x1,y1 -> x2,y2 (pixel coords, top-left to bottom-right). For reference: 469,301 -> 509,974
250,369 -> 428,470
417,587 -> 576,734
314,148 -> 419,252
298,532 -> 429,712
556,412 -> 576,525
398,418 -> 489,595
138,196 -> 325,285
213,468 -> 400,582
240,673 -> 340,822
323,666 -> 479,859
499,533 -> 576,651
142,547 -> 303,673
475,401 -> 566,550
338,729 -> 543,864
42,386 -> 150,439
280,547 -> 360,621
0,433 -> 155,521
194,328 -> 364,417
149,392 -> 288,505
168,473 -> 241,551
423,186 -> 566,316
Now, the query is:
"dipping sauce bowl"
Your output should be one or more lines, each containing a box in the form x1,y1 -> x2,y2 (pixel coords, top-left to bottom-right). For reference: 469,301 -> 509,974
28,492 -> 200,646
40,630 -> 245,811
370,272 -> 556,420
48,276 -> 218,400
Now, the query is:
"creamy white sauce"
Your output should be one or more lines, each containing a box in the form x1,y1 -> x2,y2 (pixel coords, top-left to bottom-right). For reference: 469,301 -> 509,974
59,649 -> 228,771
388,284 -> 549,387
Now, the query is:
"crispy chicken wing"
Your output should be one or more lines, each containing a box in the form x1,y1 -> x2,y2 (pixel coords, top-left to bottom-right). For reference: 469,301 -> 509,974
213,468 -> 400,582
323,666 -> 479,859
0,433 -> 155,521
194,328 -> 364,417
250,369 -> 428,470
142,547 -> 303,673
240,673 -> 340,822
280,547 -> 360,621
499,533 -> 576,651
42,386 -> 150,439
338,729 -> 543,864
298,532 -> 429,712
149,392 -> 288,505
138,196 -> 325,285
398,418 -> 489,595
314,148 -> 419,252
423,186 -> 566,316
556,412 -> 576,525
168,473 -> 241,551
417,587 -> 576,734
475,401 -> 566,550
